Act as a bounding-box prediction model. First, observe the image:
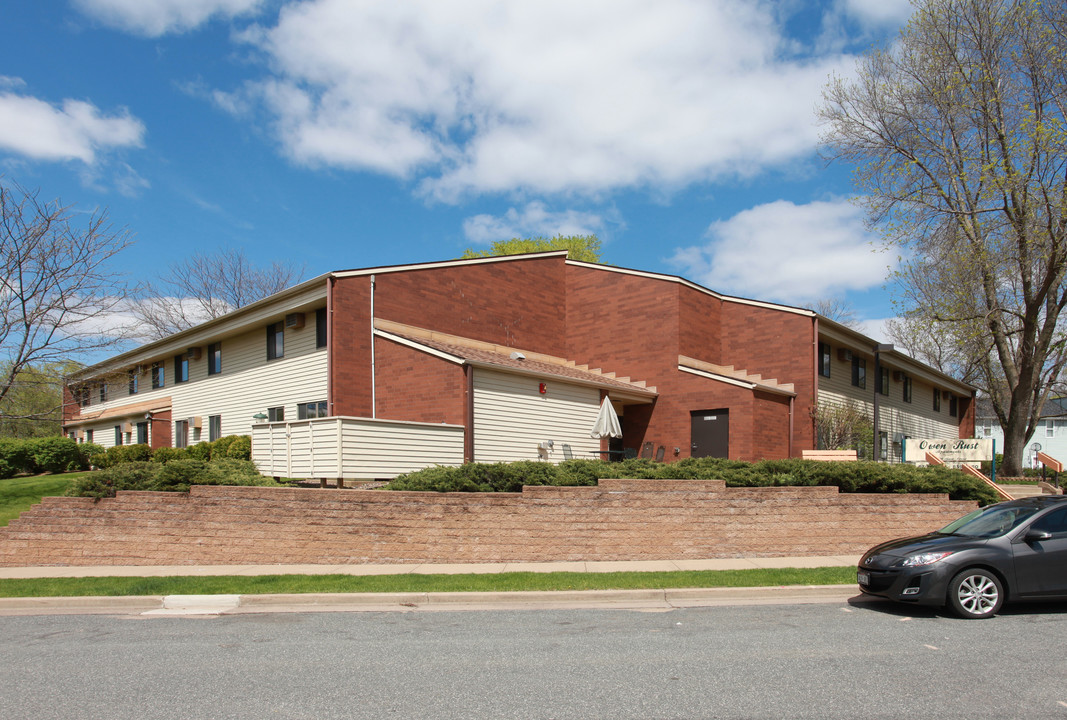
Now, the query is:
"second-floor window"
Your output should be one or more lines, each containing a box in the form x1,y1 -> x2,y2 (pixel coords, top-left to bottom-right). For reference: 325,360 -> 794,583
208,342 -> 222,375
851,357 -> 866,389
99,383 -> 108,403
268,406 -> 285,422
297,400 -> 327,419
903,376 -> 912,403
267,322 -> 284,360
174,354 -> 189,384
128,370 -> 139,395
877,367 -> 889,396
818,342 -> 831,378
934,390 -> 941,412
152,363 -> 164,389
1047,419 -> 1055,438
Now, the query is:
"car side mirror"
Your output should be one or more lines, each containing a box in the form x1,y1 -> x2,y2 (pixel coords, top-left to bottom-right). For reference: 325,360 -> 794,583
1025,530 -> 1053,543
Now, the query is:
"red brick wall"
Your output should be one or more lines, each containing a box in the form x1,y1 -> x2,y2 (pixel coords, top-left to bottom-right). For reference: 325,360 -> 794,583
374,338 -> 467,425
329,278 -> 373,417
151,410 -> 172,449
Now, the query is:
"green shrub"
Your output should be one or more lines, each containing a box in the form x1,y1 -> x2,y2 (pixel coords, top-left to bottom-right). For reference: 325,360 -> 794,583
27,437 -> 85,474
78,443 -> 105,469
100,444 -> 153,467
0,438 -> 35,478
185,442 -> 212,461
386,456 -> 1002,504
66,456 -> 272,498
66,462 -> 162,499
151,446 -> 187,464
225,436 -> 251,461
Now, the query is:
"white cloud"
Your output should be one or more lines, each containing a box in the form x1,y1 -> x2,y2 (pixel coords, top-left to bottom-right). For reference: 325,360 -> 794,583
0,85 -> 145,164
668,198 -> 892,305
74,0 -> 266,36
229,0 -> 852,201
837,0 -> 914,28
463,203 -> 604,244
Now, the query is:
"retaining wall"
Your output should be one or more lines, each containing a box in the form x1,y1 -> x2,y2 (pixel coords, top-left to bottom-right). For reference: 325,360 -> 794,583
0,480 -> 975,567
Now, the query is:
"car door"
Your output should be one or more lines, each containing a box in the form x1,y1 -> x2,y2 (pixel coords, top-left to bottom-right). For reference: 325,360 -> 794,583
1012,506 -> 1067,597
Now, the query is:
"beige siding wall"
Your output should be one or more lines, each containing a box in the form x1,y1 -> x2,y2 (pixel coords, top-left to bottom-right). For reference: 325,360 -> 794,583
252,417 -> 464,479
473,368 -> 601,463
818,344 -> 960,461
73,311 -> 327,447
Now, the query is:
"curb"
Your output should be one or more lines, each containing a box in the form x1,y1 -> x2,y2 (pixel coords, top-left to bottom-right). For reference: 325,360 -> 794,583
0,585 -> 861,616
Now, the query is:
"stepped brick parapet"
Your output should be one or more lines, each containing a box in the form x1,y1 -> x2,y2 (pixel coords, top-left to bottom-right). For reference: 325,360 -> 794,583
0,480 -> 975,567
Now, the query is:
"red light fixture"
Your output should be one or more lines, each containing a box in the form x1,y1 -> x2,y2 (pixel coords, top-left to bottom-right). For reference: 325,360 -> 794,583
539,383 -> 547,394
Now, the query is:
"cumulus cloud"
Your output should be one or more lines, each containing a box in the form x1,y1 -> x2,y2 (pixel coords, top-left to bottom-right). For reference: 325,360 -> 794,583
227,0 -> 851,201
73,0 -> 266,36
668,198 -> 892,305
0,83 -> 145,164
463,203 -> 605,244
836,0 -> 914,28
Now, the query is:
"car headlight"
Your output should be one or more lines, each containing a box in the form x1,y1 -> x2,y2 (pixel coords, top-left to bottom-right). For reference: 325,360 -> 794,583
898,551 -> 955,567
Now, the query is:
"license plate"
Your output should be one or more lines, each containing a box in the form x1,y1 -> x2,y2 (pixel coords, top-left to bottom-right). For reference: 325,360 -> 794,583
857,571 -> 870,585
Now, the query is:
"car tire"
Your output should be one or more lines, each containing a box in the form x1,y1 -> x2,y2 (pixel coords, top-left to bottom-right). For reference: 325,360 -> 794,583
947,569 -> 1004,619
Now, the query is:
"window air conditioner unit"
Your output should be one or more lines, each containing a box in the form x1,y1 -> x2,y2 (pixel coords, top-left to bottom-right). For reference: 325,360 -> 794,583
285,312 -> 305,329
186,347 -> 202,360
190,416 -> 203,429
123,422 -> 133,432
893,370 -> 905,382
893,433 -> 906,444
837,348 -> 852,362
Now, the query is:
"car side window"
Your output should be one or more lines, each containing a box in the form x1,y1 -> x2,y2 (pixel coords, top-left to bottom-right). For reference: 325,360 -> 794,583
1029,507 -> 1067,537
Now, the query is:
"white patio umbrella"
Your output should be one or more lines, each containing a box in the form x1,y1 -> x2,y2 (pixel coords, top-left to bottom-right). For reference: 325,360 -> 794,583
590,397 -> 623,438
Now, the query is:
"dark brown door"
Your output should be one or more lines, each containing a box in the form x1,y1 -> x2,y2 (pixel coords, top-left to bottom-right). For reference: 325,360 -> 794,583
691,409 -> 729,458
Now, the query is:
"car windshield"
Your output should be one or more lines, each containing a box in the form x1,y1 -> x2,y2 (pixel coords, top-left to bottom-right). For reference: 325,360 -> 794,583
939,504 -> 1041,538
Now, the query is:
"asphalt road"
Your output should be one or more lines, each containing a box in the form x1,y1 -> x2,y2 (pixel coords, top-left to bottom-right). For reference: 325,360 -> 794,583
3,598 -> 1066,719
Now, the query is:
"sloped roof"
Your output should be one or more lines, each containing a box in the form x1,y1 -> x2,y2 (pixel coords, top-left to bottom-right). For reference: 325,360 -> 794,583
373,319 -> 657,402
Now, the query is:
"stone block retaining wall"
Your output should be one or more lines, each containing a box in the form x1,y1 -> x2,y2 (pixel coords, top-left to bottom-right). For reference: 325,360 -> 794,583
0,479 -> 975,567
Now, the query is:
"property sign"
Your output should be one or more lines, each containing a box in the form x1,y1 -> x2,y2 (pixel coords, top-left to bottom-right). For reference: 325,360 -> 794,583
904,438 -> 993,465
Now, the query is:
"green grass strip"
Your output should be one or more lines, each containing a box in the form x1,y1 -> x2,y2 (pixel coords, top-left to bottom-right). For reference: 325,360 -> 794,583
0,474 -> 82,527
0,566 -> 856,598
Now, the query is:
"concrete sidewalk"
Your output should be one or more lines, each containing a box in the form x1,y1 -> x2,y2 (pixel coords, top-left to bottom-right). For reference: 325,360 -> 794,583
0,556 -> 864,616
0,554 -> 861,579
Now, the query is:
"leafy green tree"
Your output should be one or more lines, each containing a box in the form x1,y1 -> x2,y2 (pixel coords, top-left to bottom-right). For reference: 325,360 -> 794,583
0,361 -> 78,439
461,234 -> 603,263
820,0 -> 1067,474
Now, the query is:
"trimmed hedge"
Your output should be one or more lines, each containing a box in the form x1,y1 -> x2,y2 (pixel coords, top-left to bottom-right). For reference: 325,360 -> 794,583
66,458 -> 276,499
89,435 -> 253,468
386,457 -> 1003,504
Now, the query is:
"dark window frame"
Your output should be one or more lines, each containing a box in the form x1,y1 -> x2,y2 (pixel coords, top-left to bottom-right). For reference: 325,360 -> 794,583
114,425 -> 123,446
173,354 -> 189,384
851,356 -> 866,389
207,342 -> 222,375
268,406 -> 285,422
818,342 -> 831,378
267,322 -> 284,360
174,420 -> 188,448
903,376 -> 912,403
297,400 -> 328,420
208,415 -> 221,442
128,370 -> 139,395
316,307 -> 327,349
152,362 -> 165,389
934,390 -> 941,412
99,383 -> 108,403
949,395 -> 958,417
877,367 -> 889,396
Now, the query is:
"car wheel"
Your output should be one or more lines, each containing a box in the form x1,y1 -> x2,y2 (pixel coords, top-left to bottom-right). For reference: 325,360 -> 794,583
948,569 -> 1003,619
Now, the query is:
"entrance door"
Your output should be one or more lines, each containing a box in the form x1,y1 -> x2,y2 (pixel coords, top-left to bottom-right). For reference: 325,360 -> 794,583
691,409 -> 729,458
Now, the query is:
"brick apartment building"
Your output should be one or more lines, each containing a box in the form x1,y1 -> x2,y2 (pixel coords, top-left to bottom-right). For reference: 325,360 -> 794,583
63,251 -> 975,479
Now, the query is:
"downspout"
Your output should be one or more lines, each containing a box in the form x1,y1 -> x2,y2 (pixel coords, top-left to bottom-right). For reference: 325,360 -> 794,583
873,343 -> 893,461
370,274 -> 376,419
812,315 -> 819,455
326,276 -> 334,416
788,396 -> 794,459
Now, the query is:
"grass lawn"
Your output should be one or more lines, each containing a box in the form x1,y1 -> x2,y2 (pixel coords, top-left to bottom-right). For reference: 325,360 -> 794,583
0,472 -> 85,527
0,566 -> 857,598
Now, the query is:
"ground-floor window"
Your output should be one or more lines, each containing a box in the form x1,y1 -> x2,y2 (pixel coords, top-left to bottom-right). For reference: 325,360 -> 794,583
175,420 -> 188,448
268,406 -> 284,422
209,415 -> 221,442
136,421 -> 148,445
297,401 -> 328,419
114,425 -> 122,446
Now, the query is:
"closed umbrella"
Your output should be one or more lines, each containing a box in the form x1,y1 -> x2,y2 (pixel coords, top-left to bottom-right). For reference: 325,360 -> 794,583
590,397 -> 622,438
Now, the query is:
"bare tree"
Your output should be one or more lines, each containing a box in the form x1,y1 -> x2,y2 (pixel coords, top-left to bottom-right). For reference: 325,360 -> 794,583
0,183 -> 135,421
813,298 -> 862,330
820,0 -> 1067,474
132,248 -> 306,339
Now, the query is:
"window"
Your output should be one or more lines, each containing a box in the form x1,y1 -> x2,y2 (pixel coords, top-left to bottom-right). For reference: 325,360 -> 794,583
207,342 -> 222,375
209,415 -> 222,442
128,370 -> 139,395
877,367 -> 889,396
74,386 -> 90,407
903,377 -> 912,403
818,342 -> 831,378
934,390 -> 941,412
1047,419 -> 1055,438
316,307 -> 328,349
114,425 -> 123,446
982,421 -> 992,437
136,422 -> 148,445
267,322 -> 284,360
851,356 -> 866,389
174,354 -> 189,384
878,431 -> 888,462
174,420 -> 188,448
297,401 -> 328,419
1030,507 -> 1067,537
85,429 -> 93,444
152,362 -> 165,389
949,395 -> 958,417
268,406 -> 285,422
99,383 -> 108,403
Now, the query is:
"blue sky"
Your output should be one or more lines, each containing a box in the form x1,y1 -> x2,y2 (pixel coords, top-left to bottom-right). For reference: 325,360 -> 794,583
1,0 -> 916,338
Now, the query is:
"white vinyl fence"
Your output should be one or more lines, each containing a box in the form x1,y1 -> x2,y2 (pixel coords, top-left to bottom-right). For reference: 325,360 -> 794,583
252,416 -> 465,480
